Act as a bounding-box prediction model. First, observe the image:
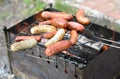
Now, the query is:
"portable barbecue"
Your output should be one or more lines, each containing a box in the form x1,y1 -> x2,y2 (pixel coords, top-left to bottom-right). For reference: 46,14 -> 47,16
3,4 -> 120,79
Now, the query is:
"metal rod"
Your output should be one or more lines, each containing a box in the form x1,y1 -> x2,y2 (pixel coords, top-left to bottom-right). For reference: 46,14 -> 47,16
62,51 -> 85,61
25,54 -> 55,62
78,17 -> 97,40
83,17 -> 97,35
3,26 -> 13,74
96,37 -> 120,45
85,29 -> 120,49
103,43 -> 120,49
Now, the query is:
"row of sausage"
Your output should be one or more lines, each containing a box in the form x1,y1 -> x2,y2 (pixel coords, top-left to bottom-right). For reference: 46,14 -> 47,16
10,9 -> 109,56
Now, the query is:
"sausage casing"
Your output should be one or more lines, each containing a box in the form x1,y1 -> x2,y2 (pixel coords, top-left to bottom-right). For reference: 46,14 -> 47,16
45,29 -> 66,47
11,39 -> 37,52
76,9 -> 90,25
101,45 -> 109,52
68,21 -> 85,32
42,31 -> 57,39
39,20 -> 51,25
51,18 -> 68,28
30,25 -> 56,34
70,30 -> 78,45
41,11 -> 73,20
45,40 -> 71,56
15,36 -> 41,42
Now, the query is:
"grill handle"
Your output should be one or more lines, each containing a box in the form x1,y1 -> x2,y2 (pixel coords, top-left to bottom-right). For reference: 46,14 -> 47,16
3,26 -> 13,74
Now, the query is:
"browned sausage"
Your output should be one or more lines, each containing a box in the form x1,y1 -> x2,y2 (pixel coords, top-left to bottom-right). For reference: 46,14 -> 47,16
39,20 -> 51,25
76,9 -> 90,25
15,36 -> 41,42
70,30 -> 78,45
52,12 -> 66,14
45,40 -> 71,56
101,45 -> 109,52
41,11 -> 73,20
76,9 -> 84,16
42,31 -> 57,39
68,21 -> 85,32
51,18 -> 68,28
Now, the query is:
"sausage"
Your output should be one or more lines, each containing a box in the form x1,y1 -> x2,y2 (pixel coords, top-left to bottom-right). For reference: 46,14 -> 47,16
52,12 -> 66,14
70,30 -> 78,45
76,9 -> 90,25
68,21 -> 85,32
15,36 -> 41,42
30,25 -> 56,34
51,18 -> 68,28
76,9 -> 84,16
41,11 -> 73,20
45,40 -> 71,56
101,45 -> 109,52
42,31 -> 57,39
45,29 -> 66,47
39,20 -> 51,25
11,39 -> 37,52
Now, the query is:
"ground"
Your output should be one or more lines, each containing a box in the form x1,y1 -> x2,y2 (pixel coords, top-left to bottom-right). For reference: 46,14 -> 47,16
0,0 -> 35,78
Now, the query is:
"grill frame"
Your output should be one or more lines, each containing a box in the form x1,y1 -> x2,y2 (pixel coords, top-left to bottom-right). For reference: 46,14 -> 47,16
3,6 -> 120,79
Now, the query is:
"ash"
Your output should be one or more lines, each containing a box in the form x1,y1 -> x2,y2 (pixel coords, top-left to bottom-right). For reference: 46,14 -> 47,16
0,56 -> 15,79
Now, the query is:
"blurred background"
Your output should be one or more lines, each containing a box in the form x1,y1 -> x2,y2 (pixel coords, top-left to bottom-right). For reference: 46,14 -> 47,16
0,0 -> 78,27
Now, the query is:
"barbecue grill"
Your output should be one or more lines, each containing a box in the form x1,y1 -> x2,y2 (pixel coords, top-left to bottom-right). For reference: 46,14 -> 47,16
3,4 -> 120,79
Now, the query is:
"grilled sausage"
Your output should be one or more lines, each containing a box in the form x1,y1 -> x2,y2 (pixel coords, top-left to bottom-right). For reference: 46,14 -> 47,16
30,25 -> 56,34
11,39 -> 37,52
101,45 -> 109,52
15,36 -> 41,42
70,30 -> 78,45
41,11 -> 73,20
45,40 -> 71,56
42,31 -> 57,39
52,12 -> 66,14
39,20 -> 51,25
51,18 -> 68,28
45,29 -> 66,47
76,9 -> 90,25
68,21 -> 85,32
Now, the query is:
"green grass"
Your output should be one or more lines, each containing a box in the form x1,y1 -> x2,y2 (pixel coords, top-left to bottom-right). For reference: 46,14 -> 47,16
22,0 -> 77,16
23,0 -> 33,4
22,0 -> 45,16
35,0 -> 45,11
0,0 -> 4,5
54,0 -> 77,15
